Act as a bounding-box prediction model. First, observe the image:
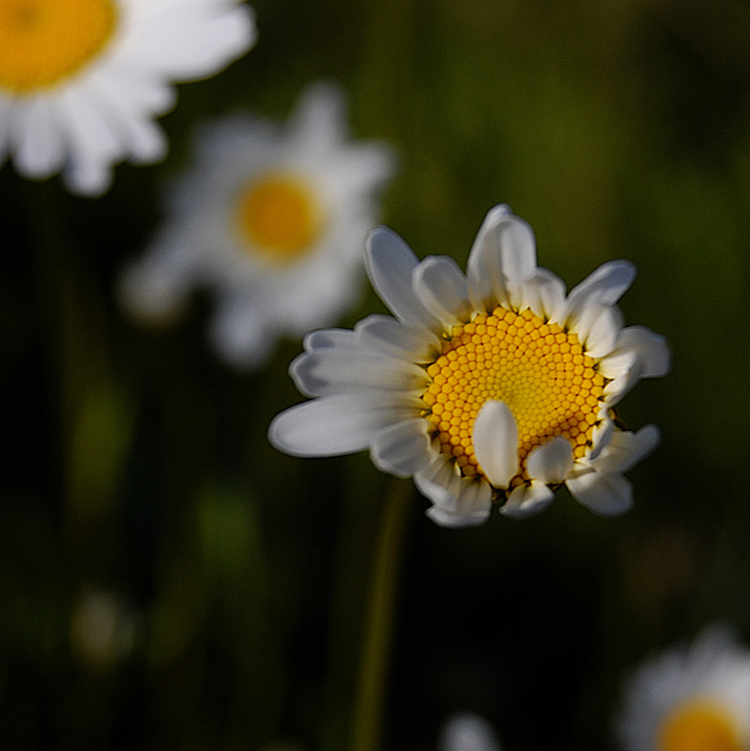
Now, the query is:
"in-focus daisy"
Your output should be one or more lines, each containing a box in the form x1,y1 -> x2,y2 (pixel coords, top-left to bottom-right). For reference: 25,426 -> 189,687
269,205 -> 670,527
0,0 -> 256,195
616,626 -> 750,751
118,82 -> 396,368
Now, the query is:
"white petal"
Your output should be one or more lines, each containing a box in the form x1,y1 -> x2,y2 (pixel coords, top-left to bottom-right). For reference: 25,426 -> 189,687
590,425 -> 660,474
496,208 -> 537,285
598,348 -> 638,381
438,714 -> 502,751
526,436 -> 574,484
370,419 -> 435,478
412,256 -> 471,325
589,414 -> 614,461
355,315 -> 441,362
501,482 -> 555,519
11,99 -> 66,178
269,393 -> 417,457
519,268 -> 567,323
466,204 -> 512,311
364,228 -> 437,328
566,470 -> 633,516
210,296 -> 276,370
419,471 -> 492,528
303,328 -> 358,351
290,349 -> 428,397
291,80 -> 346,151
472,400 -> 519,489
611,325 -> 671,378
575,304 -> 624,358
565,259 -> 636,318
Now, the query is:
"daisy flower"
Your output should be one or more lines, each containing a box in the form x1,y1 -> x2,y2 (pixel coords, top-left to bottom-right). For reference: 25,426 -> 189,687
118,81 -> 396,368
269,205 -> 670,527
0,0 -> 256,195
438,713 -> 503,751
616,626 -> 750,751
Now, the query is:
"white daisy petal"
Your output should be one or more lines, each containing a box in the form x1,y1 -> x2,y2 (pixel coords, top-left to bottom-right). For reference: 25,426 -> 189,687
520,268 -> 568,324
501,482 -> 555,519
438,713 -> 503,751
356,315 -> 442,362
290,349 -> 429,398
526,436 -> 574,484
466,203 -> 513,311
566,470 -> 633,516
575,303 -> 624,359
611,325 -> 672,379
472,400 -> 519,489
269,393 -> 418,457
565,259 -> 636,318
11,99 -> 66,178
271,205 -> 667,526
291,81 -> 346,152
370,419 -> 435,478
591,425 -> 661,474
365,228 -> 438,328
412,256 -> 471,325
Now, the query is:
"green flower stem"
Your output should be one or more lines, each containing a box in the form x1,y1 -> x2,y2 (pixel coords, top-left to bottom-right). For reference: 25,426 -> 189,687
350,478 -> 412,751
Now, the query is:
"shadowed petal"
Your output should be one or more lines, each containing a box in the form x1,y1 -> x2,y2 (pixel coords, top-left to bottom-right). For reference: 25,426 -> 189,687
526,436 -> 574,483
567,470 -> 633,516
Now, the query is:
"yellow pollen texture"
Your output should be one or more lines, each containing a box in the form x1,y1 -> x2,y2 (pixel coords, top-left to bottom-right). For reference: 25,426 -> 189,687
421,306 -> 605,484
235,173 -> 324,264
658,701 -> 743,751
0,0 -> 118,94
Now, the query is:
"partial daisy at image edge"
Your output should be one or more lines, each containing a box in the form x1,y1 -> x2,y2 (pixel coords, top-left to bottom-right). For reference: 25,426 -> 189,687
0,0 -> 257,195
117,80 -> 396,369
268,204 -> 670,527
615,625 -> 750,751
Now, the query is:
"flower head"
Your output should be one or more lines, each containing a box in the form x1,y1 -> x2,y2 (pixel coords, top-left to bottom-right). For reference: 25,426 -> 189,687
269,205 -> 670,527
616,626 -> 750,751
118,81 -> 396,369
0,0 -> 256,195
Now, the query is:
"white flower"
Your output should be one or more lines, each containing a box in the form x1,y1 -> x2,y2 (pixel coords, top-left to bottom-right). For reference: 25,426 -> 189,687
438,713 -> 503,751
269,205 -> 670,527
118,81 -> 396,369
616,626 -> 750,751
0,0 -> 256,195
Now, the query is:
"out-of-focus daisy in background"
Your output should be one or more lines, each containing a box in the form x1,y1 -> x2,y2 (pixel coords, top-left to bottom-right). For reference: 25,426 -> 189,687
616,626 -> 750,751
270,205 -> 670,527
118,81 -> 396,370
438,713 -> 503,751
0,0 -> 256,195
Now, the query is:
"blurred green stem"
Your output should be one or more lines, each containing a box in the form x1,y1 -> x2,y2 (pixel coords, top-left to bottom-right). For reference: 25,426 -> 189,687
350,478 -> 412,751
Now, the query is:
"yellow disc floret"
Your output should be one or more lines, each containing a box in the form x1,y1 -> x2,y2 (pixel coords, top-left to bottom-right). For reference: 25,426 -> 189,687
234,173 -> 324,265
421,306 -> 606,484
658,700 -> 743,751
0,0 -> 118,94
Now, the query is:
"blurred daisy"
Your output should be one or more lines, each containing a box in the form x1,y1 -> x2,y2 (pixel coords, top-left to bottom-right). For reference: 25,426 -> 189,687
438,713 -> 503,751
269,205 -> 670,527
119,82 -> 396,368
616,626 -> 750,751
0,0 -> 256,195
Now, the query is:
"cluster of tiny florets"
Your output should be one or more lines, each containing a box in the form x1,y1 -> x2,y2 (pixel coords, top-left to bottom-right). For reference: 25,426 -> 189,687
420,306 -> 606,484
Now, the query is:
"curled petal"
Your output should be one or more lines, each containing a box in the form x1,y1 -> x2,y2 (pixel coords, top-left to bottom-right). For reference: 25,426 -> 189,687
591,425 -> 660,474
566,470 -> 633,516
501,482 -> 555,519
526,436 -> 574,484
370,419 -> 435,478
412,256 -> 471,326
566,259 -> 636,318
612,325 -> 671,378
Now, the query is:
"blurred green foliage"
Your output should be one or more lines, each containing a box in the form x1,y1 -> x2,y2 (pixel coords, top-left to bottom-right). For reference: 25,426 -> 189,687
2,0 -> 750,749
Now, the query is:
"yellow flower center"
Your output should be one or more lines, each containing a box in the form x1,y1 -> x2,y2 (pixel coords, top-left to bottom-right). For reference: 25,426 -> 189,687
0,0 -> 118,94
421,306 -> 606,483
234,173 -> 324,265
658,701 -> 743,751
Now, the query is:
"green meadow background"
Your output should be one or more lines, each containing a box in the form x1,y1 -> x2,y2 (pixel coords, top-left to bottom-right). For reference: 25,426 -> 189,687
2,0 -> 750,749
